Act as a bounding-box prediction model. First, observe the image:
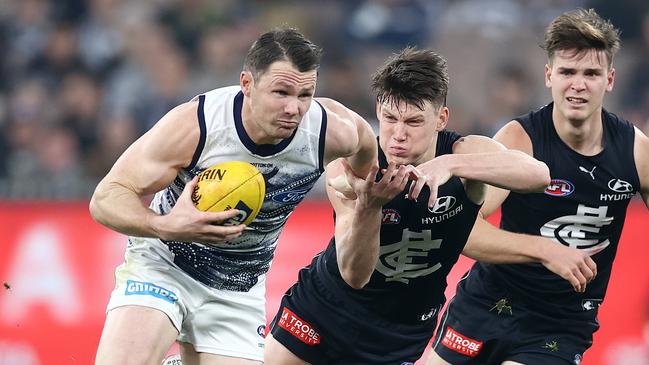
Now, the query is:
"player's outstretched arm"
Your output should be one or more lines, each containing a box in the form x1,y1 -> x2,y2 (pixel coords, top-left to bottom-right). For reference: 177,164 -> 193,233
325,159 -> 413,289
409,133 -> 550,208
634,127 -> 649,209
89,101 -> 245,244
462,216 -> 597,293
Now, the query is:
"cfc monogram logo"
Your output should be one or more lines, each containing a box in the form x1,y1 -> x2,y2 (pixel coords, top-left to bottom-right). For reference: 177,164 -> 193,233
540,204 -> 613,254
375,229 -> 443,284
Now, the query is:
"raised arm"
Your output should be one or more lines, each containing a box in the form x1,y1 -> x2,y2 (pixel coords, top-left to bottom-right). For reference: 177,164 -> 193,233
89,101 -> 245,244
481,120 -> 537,216
325,159 -> 411,289
410,131 -> 550,208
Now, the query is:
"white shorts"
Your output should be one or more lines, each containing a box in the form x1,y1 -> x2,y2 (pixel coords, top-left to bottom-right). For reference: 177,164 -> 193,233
106,237 -> 266,361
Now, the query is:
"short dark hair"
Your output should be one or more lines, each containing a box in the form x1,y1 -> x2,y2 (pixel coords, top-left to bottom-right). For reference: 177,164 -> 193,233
243,27 -> 323,80
542,8 -> 621,67
371,47 -> 448,110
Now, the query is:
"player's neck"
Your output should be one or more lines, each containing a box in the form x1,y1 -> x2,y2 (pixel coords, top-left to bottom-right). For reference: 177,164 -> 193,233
241,100 -> 282,145
552,108 -> 604,156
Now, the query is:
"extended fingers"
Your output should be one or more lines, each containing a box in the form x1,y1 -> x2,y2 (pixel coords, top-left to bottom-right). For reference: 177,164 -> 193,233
365,164 -> 380,184
427,183 -> 439,209
409,176 -> 427,201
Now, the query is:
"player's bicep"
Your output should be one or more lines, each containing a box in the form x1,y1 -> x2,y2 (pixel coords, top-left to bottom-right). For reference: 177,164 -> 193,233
102,102 -> 200,196
485,120 -> 535,213
320,98 -> 377,177
348,114 -> 378,177
493,120 -> 534,155
452,135 -> 504,205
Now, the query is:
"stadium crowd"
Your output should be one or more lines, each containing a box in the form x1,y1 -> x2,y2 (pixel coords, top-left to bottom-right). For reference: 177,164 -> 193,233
0,0 -> 648,198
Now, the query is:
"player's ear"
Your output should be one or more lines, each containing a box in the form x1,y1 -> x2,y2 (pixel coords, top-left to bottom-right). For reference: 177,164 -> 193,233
544,64 -> 552,88
240,70 -> 254,96
606,67 -> 615,92
436,106 -> 449,131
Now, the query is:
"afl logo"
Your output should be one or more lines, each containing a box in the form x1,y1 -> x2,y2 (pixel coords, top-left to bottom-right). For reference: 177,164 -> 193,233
607,178 -> 633,193
429,196 -> 456,214
544,179 -> 574,197
382,209 -> 401,224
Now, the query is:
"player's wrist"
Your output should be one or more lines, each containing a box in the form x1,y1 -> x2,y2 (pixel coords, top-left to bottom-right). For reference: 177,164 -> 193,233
534,236 -> 555,263
354,198 -> 383,212
147,213 -> 168,240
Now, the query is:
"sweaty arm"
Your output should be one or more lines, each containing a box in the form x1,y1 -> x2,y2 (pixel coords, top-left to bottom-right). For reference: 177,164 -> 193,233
634,127 -> 649,209
410,130 -> 550,208
318,97 -> 377,179
89,101 -> 244,244
326,160 -> 410,289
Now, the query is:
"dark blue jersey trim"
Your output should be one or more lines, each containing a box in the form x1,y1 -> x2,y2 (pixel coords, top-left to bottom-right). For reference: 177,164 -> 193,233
315,100 -> 328,172
188,95 -> 207,170
233,91 -> 297,157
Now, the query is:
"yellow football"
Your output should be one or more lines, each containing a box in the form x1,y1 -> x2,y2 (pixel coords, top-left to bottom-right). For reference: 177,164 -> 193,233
191,161 -> 265,226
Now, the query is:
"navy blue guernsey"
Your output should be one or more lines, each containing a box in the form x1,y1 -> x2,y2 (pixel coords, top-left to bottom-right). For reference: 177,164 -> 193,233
475,103 -> 640,311
317,131 -> 482,324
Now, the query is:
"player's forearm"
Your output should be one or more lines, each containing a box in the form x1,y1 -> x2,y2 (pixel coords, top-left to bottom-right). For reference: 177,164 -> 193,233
89,180 -> 163,238
442,150 -> 550,193
336,205 -> 382,289
462,218 -> 547,264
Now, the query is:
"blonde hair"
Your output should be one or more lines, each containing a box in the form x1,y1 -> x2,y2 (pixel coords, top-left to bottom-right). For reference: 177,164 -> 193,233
542,8 -> 620,67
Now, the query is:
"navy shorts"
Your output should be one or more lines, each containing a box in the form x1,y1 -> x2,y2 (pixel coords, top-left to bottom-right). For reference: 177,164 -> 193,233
432,268 -> 598,365
269,255 -> 436,365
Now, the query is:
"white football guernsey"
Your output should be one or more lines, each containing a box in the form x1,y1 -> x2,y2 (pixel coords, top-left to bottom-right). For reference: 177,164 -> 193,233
143,85 -> 327,291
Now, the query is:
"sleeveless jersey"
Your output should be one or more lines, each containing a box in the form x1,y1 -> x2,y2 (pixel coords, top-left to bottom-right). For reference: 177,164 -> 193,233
318,131 -> 482,324
475,102 -> 640,309
144,85 -> 328,291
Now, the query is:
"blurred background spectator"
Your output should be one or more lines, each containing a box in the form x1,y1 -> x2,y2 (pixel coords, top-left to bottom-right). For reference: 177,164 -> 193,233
0,0 -> 647,199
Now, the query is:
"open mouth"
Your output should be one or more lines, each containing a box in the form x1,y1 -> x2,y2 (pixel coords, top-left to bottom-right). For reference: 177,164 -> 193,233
566,96 -> 587,105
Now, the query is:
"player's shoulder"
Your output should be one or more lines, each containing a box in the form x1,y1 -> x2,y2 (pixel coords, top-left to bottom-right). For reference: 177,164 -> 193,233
160,99 -> 200,126
200,85 -> 241,99
603,108 -> 634,128
633,127 -> 649,194
315,97 -> 361,125
634,126 -> 649,162
317,97 -> 373,156
490,119 -> 533,155
451,134 -> 505,154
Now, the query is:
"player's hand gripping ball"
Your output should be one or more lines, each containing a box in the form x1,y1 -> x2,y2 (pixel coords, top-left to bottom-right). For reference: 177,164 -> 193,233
192,161 -> 265,226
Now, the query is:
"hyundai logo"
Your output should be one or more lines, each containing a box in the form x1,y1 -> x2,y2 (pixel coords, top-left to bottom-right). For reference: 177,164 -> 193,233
607,178 -> 633,193
429,196 -> 456,214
